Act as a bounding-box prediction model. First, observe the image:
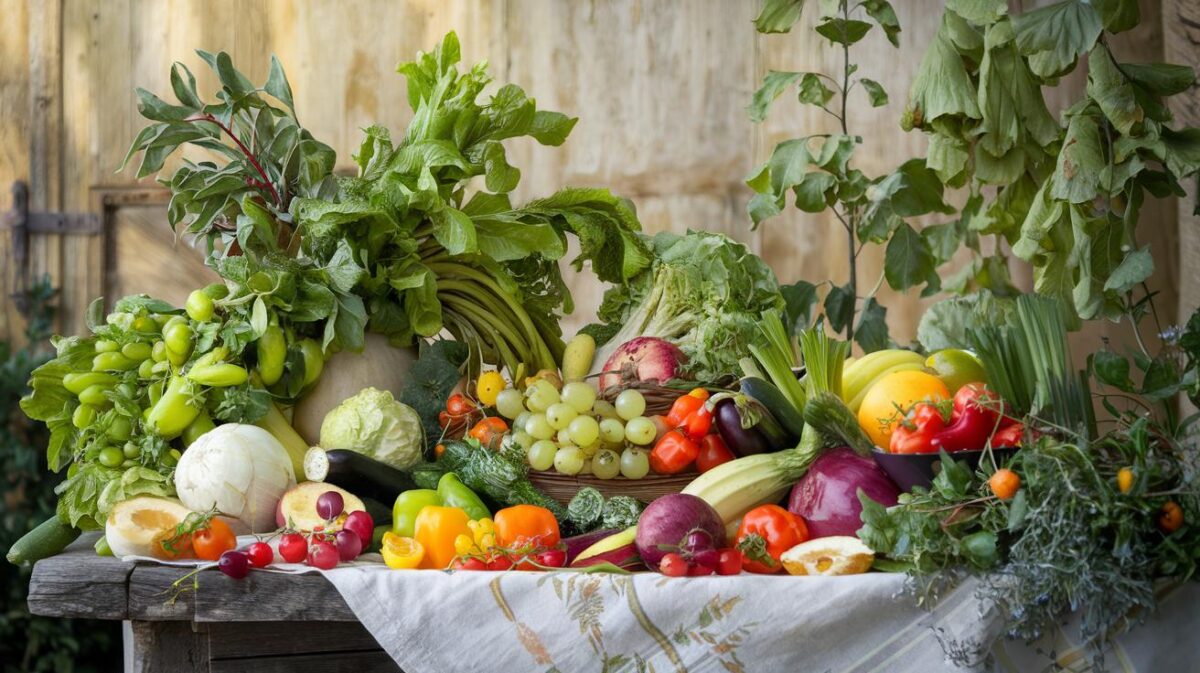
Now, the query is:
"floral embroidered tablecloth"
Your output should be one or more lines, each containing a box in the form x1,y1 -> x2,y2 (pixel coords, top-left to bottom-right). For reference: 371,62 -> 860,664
318,561 -> 1199,673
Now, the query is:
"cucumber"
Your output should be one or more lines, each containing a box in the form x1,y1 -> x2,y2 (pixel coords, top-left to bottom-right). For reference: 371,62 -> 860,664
740,376 -> 807,439
7,516 -> 81,565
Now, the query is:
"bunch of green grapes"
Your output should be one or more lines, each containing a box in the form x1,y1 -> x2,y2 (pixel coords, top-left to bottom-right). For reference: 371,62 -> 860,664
493,382 -> 657,479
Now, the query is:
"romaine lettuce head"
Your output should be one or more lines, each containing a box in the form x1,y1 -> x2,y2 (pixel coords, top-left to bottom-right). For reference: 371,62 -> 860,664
319,387 -> 424,469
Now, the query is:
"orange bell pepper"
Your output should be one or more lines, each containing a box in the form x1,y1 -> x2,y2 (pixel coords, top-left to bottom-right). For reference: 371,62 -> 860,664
414,506 -> 471,569
493,505 -> 561,550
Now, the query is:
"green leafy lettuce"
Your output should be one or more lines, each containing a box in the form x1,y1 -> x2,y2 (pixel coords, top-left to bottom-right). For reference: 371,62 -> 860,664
583,230 -> 785,382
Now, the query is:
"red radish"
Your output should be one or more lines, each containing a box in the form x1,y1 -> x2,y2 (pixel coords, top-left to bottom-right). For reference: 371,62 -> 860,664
598,337 -> 687,391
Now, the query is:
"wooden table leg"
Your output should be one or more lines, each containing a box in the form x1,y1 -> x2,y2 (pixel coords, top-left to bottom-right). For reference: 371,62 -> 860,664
127,621 -> 209,673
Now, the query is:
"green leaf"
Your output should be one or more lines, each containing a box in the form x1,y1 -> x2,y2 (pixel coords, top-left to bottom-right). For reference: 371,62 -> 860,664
1012,0 -> 1103,79
781,280 -> 820,334
767,138 -> 812,194
1103,246 -> 1153,293
169,62 -> 203,109
855,298 -> 890,352
1141,355 -> 1182,400
927,133 -> 969,186
884,222 -> 939,292
429,206 -> 478,256
1121,63 -> 1197,97
1087,48 -> 1142,135
1006,487 -> 1029,531
482,142 -> 521,193
755,0 -> 807,33
862,0 -> 901,47
960,530 -> 998,569
978,34 -> 1060,155
933,450 -> 973,499
265,55 -> 295,113
1050,111 -> 1105,203
472,218 -> 565,262
748,71 -> 803,123
815,18 -> 873,46
859,78 -> 888,107
824,283 -> 855,334
792,172 -> 837,212
798,73 -> 835,107
1093,0 -> 1139,33
946,0 -> 1007,24
1161,127 -> 1200,179
528,111 -> 577,146
907,23 -> 981,125
1093,350 -> 1134,391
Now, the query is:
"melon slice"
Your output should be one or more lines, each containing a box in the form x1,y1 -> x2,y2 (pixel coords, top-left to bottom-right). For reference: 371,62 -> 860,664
780,536 -> 874,576
276,481 -> 365,532
106,497 -> 195,559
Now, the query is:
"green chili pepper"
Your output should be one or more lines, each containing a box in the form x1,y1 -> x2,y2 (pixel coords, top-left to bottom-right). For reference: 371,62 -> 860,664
151,360 -> 171,375
63,372 -> 117,395
98,446 -> 124,468
121,341 -> 153,361
164,322 -> 193,365
92,352 -> 137,372
185,289 -> 215,322
77,384 -> 110,407
298,338 -> 325,388
94,339 -> 119,353
436,473 -> 490,521
391,489 -> 444,537
72,404 -> 97,429
146,375 -> 201,439
191,346 -> 230,369
122,441 -> 140,459
181,412 -> 216,447
256,325 -> 287,386
137,358 -> 156,379
148,379 -> 165,407
151,340 -> 167,362
186,363 -> 249,387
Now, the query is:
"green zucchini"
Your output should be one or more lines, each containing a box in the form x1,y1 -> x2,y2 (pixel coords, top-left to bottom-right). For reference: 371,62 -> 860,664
7,516 -> 81,565
740,376 -> 807,439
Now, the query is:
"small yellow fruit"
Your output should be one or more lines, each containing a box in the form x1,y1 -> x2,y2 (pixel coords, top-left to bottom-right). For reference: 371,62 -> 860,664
475,371 -> 506,407
1117,467 -> 1134,494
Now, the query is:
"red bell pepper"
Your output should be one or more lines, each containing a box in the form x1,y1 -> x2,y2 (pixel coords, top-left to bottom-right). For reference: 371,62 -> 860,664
735,505 -> 809,574
889,403 -> 945,454
649,430 -> 699,474
929,383 -> 999,452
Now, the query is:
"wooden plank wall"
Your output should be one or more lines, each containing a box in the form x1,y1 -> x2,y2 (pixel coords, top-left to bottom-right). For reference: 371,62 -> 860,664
0,0 -> 1190,355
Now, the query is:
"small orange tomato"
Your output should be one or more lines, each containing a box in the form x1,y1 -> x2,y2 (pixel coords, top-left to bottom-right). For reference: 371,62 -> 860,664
192,518 -> 237,561
1116,467 -> 1134,494
988,468 -> 1020,501
1159,501 -> 1184,533
469,417 -> 508,450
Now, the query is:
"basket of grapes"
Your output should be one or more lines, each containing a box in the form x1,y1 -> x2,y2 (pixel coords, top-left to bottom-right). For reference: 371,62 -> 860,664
475,374 -> 711,507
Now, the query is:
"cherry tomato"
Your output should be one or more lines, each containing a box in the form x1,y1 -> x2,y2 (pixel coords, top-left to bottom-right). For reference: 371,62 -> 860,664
659,552 -> 689,577
245,541 -> 274,568
682,404 -> 712,441
649,429 -> 699,474
469,417 -> 508,450
688,563 -> 715,576
696,435 -> 736,472
192,518 -> 237,561
536,548 -> 567,568
991,423 -> 1025,448
716,548 -> 742,576
278,533 -> 308,563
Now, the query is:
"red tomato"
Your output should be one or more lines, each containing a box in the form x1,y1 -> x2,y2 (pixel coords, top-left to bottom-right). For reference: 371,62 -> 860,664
245,541 -> 274,568
278,533 -> 307,563
447,393 -> 475,417
735,505 -> 809,574
666,395 -> 706,427
649,430 -> 700,474
486,555 -> 514,571
682,404 -> 713,441
696,435 -> 736,472
451,557 -> 487,571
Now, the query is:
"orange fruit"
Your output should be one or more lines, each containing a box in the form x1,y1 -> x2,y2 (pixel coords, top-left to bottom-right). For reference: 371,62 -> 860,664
857,370 -> 951,449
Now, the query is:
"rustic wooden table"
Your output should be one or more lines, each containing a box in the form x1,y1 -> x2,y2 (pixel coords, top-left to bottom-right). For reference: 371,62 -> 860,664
28,534 -> 402,673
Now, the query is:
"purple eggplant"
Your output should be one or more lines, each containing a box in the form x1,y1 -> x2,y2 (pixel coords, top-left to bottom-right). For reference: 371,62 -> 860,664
711,394 -> 790,456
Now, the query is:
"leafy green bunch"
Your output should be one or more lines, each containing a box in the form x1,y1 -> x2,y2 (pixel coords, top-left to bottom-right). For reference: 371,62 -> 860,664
748,0 -> 957,349
292,32 -> 650,374
905,0 -> 1200,322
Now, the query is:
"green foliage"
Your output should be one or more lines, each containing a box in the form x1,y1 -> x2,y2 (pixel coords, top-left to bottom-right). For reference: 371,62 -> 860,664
0,279 -> 119,672
905,1 -> 1200,322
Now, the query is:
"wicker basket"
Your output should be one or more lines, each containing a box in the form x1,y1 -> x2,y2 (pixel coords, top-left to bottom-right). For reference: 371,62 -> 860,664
528,471 -> 696,506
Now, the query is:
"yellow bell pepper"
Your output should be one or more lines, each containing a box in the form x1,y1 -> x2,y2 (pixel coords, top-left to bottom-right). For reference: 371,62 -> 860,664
414,506 -> 471,570
381,532 -> 425,570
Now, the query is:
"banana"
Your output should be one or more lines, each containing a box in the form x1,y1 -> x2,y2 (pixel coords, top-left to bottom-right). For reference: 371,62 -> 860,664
842,349 -> 926,410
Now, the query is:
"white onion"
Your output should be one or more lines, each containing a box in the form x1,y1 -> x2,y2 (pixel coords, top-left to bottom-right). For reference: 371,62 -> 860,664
174,424 -> 297,533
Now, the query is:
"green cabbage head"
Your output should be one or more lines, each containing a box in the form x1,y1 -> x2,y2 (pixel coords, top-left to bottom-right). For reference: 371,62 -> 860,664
319,387 -> 424,470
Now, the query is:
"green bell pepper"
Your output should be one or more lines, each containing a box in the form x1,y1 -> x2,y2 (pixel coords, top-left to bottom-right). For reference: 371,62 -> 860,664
437,473 -> 490,521
391,489 -> 443,538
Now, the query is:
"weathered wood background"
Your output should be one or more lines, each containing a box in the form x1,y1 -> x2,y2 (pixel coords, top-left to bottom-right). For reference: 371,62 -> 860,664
0,0 -> 1195,356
